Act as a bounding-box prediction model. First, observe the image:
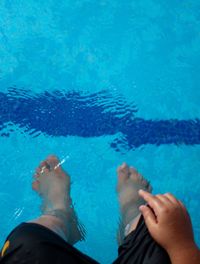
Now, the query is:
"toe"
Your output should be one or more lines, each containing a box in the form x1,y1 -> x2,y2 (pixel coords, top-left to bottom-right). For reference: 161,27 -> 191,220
129,167 -> 140,181
117,163 -> 129,190
37,161 -> 51,172
47,155 -> 59,164
33,172 -> 40,180
129,167 -> 152,193
141,178 -> 150,189
129,167 -> 152,192
117,163 -> 129,179
46,155 -> 60,170
147,182 -> 153,192
47,155 -> 59,160
39,161 -> 49,168
35,161 -> 50,177
32,180 -> 40,191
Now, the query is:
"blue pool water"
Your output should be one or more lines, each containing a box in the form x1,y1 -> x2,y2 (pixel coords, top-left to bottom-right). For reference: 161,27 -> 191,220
0,1 -> 200,263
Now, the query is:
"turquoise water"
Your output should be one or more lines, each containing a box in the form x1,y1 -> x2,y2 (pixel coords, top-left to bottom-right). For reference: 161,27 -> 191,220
0,1 -> 200,263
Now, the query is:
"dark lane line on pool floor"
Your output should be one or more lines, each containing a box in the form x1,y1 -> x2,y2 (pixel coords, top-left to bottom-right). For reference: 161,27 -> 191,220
0,88 -> 199,152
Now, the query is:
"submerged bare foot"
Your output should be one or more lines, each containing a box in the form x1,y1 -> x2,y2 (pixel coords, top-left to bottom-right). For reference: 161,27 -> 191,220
32,155 -> 85,244
117,163 -> 152,245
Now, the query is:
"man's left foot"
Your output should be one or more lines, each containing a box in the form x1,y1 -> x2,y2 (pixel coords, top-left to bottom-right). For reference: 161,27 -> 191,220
32,155 -> 85,244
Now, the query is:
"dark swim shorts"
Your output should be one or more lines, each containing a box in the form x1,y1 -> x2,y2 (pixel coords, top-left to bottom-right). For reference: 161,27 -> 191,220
0,216 -> 171,264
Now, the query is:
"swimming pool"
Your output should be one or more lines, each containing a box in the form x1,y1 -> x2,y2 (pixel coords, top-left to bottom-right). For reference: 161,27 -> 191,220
0,0 -> 200,263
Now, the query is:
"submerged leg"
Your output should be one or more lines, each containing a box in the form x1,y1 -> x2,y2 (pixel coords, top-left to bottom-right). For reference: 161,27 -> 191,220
30,155 -> 85,245
116,163 -> 152,245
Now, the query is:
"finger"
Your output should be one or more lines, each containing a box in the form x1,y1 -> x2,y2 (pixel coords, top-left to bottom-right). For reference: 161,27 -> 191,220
178,200 -> 185,208
139,205 -> 157,230
138,189 -> 154,201
178,200 -> 187,212
156,194 -> 173,205
139,190 -> 166,216
164,193 -> 179,204
139,190 -> 164,206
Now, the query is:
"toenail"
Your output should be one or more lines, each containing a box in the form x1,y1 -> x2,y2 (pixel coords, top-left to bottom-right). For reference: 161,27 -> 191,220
45,162 -> 51,170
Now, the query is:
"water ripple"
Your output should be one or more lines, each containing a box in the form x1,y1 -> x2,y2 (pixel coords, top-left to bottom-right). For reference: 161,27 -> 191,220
0,88 -> 200,151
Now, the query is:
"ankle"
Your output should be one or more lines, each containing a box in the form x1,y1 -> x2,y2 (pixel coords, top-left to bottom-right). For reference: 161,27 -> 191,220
124,214 -> 141,237
122,207 -> 140,226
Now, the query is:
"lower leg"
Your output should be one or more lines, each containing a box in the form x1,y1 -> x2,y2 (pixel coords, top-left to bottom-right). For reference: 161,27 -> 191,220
117,163 -> 152,245
28,214 -> 69,241
124,214 -> 141,237
30,155 -> 85,245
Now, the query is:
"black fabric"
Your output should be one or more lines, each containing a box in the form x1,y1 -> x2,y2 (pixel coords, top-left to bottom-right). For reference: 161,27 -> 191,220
0,222 -> 99,264
0,216 -> 171,264
113,216 -> 171,264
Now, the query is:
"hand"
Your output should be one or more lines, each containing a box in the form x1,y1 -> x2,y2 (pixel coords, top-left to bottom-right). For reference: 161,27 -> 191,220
138,190 -> 196,255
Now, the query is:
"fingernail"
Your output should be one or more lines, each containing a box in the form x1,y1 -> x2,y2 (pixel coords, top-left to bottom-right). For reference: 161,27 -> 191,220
139,205 -> 145,211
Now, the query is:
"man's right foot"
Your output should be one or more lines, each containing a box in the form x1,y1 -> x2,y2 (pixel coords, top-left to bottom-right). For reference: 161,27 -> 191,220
117,163 -> 152,245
